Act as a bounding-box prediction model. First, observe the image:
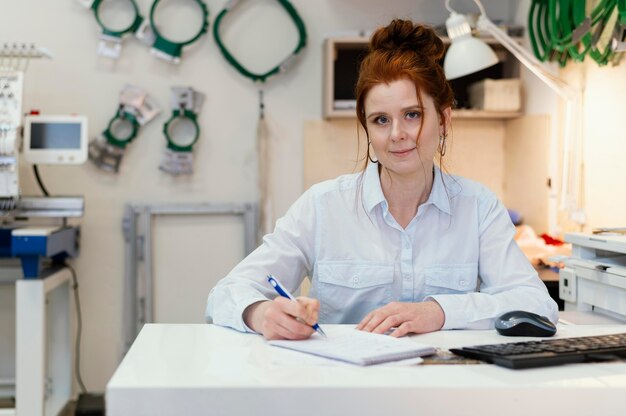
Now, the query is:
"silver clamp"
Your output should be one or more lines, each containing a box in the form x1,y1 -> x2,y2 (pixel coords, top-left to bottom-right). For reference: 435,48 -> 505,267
78,0 -> 145,59
97,34 -> 123,59
159,148 -> 195,175
88,137 -> 126,173
135,0 -> 209,64
119,84 -> 161,125
169,86 -> 205,115
159,87 -> 204,175
89,85 -> 161,173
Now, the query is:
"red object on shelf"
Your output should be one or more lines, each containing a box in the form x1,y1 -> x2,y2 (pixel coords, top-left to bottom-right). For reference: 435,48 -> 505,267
540,233 -> 564,246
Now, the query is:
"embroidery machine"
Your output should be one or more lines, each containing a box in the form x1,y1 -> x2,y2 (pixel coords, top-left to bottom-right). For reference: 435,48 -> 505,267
0,43 -> 85,278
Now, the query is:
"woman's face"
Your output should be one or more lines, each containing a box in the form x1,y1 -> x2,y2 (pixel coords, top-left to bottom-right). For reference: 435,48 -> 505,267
364,78 -> 449,180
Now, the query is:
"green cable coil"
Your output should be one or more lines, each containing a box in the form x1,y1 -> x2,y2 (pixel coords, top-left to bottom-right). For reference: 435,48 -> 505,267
529,0 -> 624,66
213,0 -> 307,83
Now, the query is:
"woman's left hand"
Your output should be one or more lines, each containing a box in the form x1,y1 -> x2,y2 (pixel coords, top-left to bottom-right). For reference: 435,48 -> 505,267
356,300 -> 445,337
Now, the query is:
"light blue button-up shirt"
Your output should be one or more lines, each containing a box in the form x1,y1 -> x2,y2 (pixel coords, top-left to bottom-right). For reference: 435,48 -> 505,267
206,162 -> 558,332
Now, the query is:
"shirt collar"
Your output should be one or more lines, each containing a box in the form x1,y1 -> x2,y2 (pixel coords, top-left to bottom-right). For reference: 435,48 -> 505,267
427,166 -> 461,215
362,162 -> 386,213
361,162 -> 460,215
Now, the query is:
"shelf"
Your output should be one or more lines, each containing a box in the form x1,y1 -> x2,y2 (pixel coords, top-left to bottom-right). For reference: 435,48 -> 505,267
323,35 -> 523,120
326,35 -> 523,47
324,106 -> 522,120
439,36 -> 524,45
452,109 -> 522,119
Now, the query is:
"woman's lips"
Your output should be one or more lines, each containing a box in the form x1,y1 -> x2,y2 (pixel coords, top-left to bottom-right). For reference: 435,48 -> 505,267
390,148 -> 415,156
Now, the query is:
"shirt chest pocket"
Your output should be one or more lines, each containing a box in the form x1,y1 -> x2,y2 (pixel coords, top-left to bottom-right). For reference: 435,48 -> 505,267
423,263 -> 478,296
315,262 -> 394,321
318,262 -> 394,288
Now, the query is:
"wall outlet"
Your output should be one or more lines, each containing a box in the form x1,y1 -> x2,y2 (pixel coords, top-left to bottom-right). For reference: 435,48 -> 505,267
559,267 -> 577,302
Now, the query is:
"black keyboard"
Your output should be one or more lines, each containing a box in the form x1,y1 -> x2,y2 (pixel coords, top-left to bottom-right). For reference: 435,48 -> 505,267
449,333 -> 626,369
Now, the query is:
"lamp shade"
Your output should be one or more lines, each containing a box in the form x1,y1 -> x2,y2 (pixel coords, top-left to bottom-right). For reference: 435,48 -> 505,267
443,12 -> 499,80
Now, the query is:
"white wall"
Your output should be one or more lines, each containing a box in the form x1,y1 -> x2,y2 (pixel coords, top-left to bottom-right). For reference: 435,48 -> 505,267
1,0 -> 518,393
513,0 -> 626,231
577,61 -> 626,229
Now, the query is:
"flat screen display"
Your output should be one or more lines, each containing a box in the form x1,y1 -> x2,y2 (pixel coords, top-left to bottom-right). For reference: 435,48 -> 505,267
30,122 -> 82,150
23,115 -> 88,165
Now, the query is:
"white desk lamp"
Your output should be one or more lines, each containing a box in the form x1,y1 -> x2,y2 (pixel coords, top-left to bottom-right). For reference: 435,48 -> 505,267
443,0 -> 585,229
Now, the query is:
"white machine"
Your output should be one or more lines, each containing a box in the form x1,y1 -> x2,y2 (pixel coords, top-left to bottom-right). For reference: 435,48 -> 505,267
0,68 -> 86,217
0,68 -> 85,271
560,232 -> 626,322
0,70 -> 23,211
23,115 -> 88,165
1,44 -> 86,416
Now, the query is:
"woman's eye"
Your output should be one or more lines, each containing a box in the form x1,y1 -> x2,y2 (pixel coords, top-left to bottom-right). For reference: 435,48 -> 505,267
374,116 -> 389,125
406,111 -> 421,120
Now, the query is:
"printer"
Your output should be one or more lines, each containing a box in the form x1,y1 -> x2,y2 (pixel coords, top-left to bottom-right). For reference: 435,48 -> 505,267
560,232 -> 626,322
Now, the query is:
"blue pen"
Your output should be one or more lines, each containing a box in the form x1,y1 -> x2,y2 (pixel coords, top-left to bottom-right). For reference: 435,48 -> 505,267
267,274 -> 327,338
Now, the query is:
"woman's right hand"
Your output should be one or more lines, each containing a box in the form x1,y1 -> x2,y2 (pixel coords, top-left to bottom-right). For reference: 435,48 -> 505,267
243,296 -> 320,340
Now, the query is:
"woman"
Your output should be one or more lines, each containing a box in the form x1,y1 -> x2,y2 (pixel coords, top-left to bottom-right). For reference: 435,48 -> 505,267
206,19 -> 558,340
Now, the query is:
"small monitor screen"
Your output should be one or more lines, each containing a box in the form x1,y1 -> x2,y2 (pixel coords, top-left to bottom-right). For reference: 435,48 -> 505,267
30,122 -> 82,150
23,115 -> 88,164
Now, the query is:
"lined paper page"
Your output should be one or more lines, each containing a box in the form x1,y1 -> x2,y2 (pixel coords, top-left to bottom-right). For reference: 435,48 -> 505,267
269,327 -> 435,365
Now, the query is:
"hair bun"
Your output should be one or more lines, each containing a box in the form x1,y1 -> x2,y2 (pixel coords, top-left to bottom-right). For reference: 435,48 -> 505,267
370,19 -> 445,61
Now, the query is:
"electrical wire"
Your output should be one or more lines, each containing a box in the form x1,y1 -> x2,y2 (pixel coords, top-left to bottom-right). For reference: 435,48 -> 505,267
64,262 -> 87,394
529,0 -> 622,65
32,165 -> 50,197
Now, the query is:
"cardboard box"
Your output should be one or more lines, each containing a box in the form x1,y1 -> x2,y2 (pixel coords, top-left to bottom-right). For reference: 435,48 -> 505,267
468,78 -> 522,111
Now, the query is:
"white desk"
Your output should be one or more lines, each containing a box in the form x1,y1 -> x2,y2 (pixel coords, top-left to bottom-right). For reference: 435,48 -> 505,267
107,324 -> 626,416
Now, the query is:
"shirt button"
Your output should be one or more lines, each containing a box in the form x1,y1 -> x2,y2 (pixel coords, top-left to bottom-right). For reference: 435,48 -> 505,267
352,276 -> 359,285
459,280 -> 467,286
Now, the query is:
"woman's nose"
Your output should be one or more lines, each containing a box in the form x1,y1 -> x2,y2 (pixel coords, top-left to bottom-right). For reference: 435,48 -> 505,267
390,120 -> 407,142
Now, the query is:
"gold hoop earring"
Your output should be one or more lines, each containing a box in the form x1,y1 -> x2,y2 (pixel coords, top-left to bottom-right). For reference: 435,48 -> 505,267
438,132 -> 447,157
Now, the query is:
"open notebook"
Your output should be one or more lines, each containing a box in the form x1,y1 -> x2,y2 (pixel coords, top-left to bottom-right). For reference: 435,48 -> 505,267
269,327 -> 436,366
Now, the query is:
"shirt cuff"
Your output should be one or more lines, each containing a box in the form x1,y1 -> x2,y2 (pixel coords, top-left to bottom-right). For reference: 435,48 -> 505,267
234,296 -> 269,334
425,294 -> 468,330
236,298 -> 269,335
209,285 -> 269,334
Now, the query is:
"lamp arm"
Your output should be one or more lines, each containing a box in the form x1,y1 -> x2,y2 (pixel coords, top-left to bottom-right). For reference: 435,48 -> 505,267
476,16 -> 576,100
446,0 -> 585,223
477,15 -> 585,222
445,0 -> 454,13
446,0 -> 487,16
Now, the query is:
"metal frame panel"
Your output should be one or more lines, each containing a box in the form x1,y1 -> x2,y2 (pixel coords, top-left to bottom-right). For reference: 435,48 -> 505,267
122,202 -> 257,353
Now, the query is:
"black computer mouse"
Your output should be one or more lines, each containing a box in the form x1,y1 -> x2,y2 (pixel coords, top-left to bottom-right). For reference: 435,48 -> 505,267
495,310 -> 557,337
